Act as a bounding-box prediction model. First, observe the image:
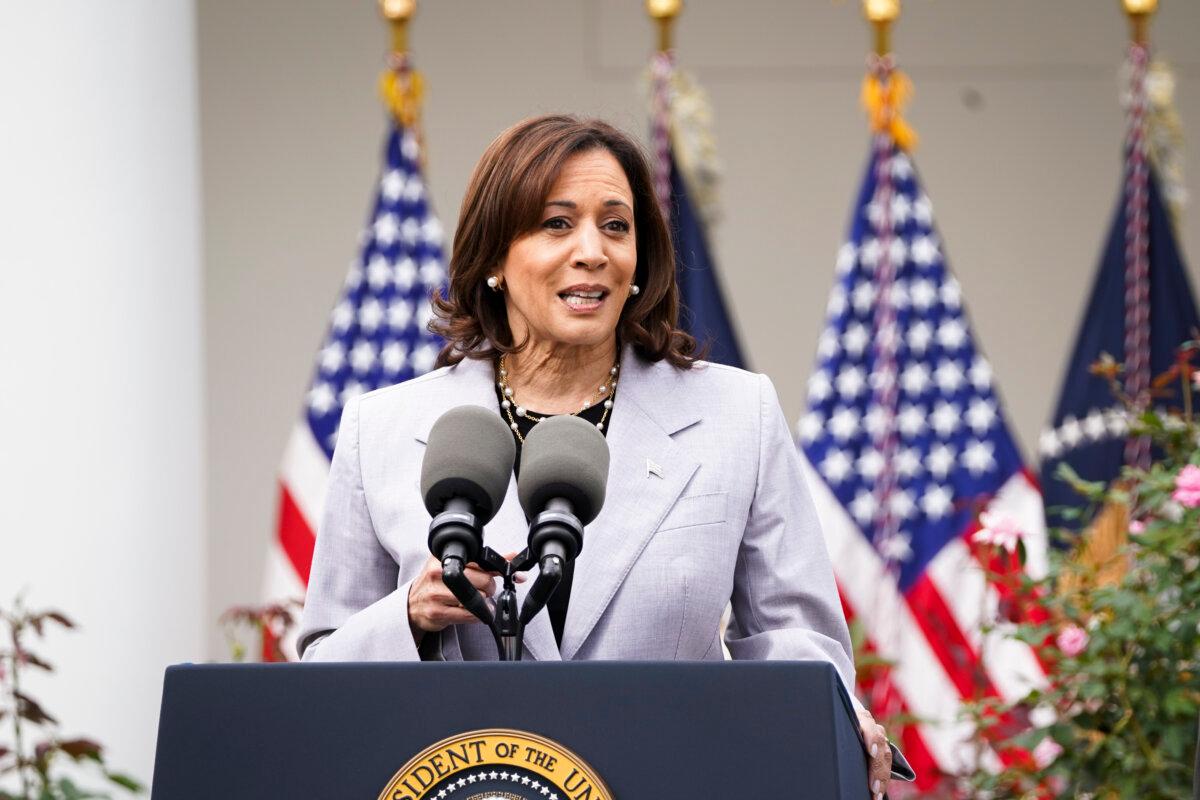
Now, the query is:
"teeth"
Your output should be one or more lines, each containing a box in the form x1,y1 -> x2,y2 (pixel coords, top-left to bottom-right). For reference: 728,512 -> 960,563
563,292 -> 603,307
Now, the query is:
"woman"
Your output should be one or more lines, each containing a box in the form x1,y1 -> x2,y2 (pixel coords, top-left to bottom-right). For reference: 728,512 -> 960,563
298,115 -> 893,796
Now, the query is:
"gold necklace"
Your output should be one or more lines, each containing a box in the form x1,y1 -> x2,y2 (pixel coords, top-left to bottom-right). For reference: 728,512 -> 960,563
497,354 -> 619,443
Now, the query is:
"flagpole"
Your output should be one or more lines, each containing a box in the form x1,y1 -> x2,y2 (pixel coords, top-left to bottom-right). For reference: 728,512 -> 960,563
864,0 -> 899,56
380,0 -> 415,56
645,0 -> 681,55
1122,0 -> 1157,47
645,0 -> 681,217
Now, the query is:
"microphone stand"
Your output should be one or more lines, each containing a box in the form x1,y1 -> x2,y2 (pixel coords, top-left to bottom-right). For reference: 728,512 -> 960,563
442,547 -> 563,661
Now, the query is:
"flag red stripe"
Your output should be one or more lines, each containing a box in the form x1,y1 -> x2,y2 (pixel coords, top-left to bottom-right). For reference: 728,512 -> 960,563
840,586 -> 942,791
904,574 -> 999,702
906,575 -> 1029,769
277,482 -> 316,585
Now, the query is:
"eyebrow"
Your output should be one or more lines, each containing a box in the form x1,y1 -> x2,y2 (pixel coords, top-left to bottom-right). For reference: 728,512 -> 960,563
545,199 -> 633,212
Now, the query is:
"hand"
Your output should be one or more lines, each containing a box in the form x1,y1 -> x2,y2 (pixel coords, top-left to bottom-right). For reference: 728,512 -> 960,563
407,553 -> 523,643
857,707 -> 892,800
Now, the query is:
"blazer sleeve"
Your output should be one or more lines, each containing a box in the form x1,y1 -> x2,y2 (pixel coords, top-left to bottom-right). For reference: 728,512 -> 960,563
724,374 -> 859,697
297,395 -> 424,661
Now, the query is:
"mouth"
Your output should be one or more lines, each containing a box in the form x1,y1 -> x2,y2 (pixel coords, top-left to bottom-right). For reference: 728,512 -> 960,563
557,285 -> 609,313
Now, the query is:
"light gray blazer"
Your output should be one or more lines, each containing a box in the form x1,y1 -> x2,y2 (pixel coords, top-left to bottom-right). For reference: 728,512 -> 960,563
298,347 -> 857,693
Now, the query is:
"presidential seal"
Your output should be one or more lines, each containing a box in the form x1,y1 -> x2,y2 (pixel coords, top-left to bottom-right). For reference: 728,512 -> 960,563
378,729 -> 613,800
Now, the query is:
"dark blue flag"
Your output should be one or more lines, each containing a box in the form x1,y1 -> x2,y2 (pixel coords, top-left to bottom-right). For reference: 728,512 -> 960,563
669,154 -> 745,369
1039,166 -> 1199,527
649,51 -> 745,369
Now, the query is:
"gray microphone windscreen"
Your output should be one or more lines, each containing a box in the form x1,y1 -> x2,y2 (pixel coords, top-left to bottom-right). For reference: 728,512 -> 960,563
517,415 -> 610,525
420,405 -> 516,523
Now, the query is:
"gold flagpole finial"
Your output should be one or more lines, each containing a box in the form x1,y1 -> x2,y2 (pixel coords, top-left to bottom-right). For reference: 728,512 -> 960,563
864,0 -> 900,56
646,0 -> 683,53
380,0 -> 417,55
377,0 -> 424,129
1122,0 -> 1157,46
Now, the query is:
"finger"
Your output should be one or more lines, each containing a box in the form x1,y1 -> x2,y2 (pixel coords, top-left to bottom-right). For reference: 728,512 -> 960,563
430,587 -> 493,611
412,599 -> 476,632
466,561 -> 503,578
464,568 -> 498,594
429,585 -> 465,607
432,606 -> 480,626
423,556 -> 443,581
869,740 -> 891,800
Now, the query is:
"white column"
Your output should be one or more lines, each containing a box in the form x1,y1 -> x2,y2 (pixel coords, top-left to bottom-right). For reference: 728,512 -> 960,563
0,2 -> 204,789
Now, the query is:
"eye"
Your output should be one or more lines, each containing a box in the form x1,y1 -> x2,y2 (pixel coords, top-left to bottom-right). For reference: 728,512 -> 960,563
604,219 -> 631,233
542,217 -> 570,230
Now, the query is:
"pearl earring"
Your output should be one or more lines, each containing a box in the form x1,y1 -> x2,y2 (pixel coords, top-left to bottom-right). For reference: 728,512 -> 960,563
629,284 -> 640,296
487,276 -> 502,291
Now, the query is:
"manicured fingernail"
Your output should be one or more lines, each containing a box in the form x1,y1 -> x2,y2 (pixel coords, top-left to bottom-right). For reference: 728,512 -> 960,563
870,743 -> 878,758
872,779 -> 880,792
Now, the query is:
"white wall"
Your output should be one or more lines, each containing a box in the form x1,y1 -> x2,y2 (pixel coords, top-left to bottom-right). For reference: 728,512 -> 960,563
198,0 -> 1200,658
0,2 -> 204,790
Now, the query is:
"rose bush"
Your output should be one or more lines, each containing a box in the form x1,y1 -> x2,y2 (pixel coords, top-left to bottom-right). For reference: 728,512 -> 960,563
966,347 -> 1200,799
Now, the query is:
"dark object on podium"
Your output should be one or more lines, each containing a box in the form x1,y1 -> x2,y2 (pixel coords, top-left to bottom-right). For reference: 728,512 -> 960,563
152,661 -> 872,799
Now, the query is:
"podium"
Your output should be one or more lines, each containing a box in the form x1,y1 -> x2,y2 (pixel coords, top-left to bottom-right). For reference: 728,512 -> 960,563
152,661 -> 870,798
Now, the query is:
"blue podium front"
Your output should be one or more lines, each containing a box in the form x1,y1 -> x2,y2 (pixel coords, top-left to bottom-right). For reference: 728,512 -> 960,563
151,661 -> 869,799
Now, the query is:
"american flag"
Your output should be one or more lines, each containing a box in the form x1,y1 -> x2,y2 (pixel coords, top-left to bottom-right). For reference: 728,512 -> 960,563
265,123 -> 447,645
795,126 -> 1048,783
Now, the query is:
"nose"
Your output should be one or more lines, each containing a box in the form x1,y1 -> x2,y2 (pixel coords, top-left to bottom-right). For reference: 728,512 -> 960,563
571,224 -> 607,270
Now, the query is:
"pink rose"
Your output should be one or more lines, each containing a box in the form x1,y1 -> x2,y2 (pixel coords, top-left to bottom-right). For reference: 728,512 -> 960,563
1032,737 -> 1064,769
1172,464 -> 1200,509
1057,624 -> 1089,657
1129,519 -> 1146,535
972,511 -> 1023,553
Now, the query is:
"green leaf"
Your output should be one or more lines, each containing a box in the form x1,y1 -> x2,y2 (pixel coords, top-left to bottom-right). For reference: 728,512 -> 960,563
1054,462 -> 1107,500
54,777 -> 110,800
105,772 -> 143,793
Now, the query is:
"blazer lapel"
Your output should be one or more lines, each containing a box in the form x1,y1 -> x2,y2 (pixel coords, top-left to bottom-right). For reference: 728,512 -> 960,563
413,357 -> 560,662
559,351 -> 701,661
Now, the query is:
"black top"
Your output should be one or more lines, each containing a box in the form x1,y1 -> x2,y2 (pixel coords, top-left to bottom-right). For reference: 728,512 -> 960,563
495,385 -> 609,649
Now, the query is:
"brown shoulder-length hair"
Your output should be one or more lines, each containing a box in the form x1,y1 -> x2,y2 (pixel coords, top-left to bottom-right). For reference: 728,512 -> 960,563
431,114 -> 697,369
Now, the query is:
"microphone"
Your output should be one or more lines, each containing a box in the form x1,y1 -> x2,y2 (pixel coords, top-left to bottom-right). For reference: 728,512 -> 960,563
420,406 -> 515,615
516,415 -> 609,622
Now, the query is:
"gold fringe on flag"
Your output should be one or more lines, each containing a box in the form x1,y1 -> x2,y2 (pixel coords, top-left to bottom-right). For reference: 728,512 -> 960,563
1060,499 -> 1131,598
377,0 -> 425,131
379,62 -> 425,130
641,62 -> 723,227
862,67 -> 918,153
1137,60 -> 1186,224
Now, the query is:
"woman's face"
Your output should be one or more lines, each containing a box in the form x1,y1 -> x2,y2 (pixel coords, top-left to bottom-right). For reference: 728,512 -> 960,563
498,148 -> 637,353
